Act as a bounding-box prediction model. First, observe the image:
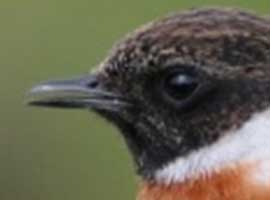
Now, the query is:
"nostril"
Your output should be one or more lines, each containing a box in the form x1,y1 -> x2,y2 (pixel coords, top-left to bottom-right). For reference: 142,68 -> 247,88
86,78 -> 99,89
87,80 -> 99,88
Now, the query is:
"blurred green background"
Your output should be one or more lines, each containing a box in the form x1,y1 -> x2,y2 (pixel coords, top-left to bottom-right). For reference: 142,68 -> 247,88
1,0 -> 269,199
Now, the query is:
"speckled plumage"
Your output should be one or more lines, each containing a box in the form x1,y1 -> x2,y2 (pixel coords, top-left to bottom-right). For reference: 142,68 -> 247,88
95,8 -> 270,178
101,8 -> 270,80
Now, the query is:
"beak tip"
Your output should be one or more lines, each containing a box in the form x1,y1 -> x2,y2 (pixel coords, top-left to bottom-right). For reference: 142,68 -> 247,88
24,91 -> 38,107
24,84 -> 53,106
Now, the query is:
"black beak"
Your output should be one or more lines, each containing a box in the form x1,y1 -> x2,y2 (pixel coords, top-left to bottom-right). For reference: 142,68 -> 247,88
26,74 -> 130,112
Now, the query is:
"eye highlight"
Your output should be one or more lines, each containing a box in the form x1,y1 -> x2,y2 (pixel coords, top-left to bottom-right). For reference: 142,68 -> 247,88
164,73 -> 199,101
153,66 -> 216,110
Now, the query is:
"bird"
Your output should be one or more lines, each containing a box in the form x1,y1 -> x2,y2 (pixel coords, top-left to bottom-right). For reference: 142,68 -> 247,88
27,8 -> 270,200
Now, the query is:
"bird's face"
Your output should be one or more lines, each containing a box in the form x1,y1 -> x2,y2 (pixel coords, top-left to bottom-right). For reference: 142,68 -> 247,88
27,9 -> 270,179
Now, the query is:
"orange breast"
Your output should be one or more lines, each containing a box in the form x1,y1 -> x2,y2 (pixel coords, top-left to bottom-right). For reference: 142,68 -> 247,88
138,162 -> 270,200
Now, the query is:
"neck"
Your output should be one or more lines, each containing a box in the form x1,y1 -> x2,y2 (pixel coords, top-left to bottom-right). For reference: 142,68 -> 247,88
153,108 -> 270,185
138,109 -> 270,200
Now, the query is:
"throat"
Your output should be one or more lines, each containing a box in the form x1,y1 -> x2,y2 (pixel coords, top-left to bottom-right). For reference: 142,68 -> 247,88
153,109 -> 270,185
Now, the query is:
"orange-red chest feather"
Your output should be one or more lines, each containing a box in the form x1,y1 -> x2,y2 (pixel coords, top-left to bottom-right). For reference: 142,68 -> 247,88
138,163 -> 270,200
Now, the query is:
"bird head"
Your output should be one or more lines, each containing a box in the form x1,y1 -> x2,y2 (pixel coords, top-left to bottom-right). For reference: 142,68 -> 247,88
27,9 -> 270,181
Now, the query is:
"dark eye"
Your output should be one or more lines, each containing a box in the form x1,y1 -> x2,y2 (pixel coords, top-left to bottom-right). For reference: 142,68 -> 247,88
163,73 -> 199,101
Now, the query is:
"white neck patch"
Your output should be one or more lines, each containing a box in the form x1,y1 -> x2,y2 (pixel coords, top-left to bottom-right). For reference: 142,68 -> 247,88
154,108 -> 270,185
